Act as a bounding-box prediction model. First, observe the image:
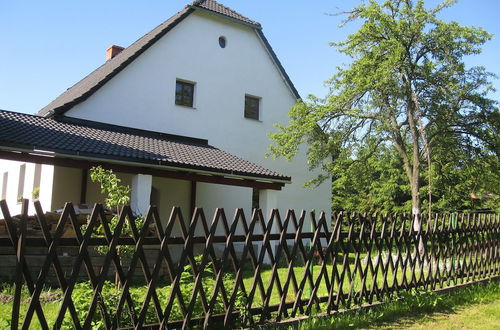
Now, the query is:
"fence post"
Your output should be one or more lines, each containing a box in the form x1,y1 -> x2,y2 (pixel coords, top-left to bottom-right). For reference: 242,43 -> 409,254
309,210 -> 314,298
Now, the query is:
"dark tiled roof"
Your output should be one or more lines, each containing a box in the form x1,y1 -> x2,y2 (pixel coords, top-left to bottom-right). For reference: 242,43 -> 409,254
37,0 -> 299,117
193,0 -> 260,27
0,110 -> 290,182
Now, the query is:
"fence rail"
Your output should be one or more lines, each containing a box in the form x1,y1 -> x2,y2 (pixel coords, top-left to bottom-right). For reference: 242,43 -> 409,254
0,199 -> 499,329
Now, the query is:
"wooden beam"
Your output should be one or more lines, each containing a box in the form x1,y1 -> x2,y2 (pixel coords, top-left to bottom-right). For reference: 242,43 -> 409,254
0,150 -> 285,190
80,169 -> 88,204
190,181 -> 196,219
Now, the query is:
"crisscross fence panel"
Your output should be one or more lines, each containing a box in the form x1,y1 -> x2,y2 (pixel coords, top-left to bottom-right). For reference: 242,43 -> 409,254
0,199 -> 499,329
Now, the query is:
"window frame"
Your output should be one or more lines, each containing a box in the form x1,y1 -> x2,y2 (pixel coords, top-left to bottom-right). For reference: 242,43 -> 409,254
244,95 -> 261,120
175,79 -> 195,108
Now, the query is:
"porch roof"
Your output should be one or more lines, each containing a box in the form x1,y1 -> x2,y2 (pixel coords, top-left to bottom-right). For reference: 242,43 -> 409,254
0,110 -> 291,189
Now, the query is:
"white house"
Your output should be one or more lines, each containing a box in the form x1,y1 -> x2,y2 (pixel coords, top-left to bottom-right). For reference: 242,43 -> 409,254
0,0 -> 330,229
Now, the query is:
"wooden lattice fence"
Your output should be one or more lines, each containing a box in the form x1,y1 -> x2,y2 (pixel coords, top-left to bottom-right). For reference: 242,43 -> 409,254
0,199 -> 499,329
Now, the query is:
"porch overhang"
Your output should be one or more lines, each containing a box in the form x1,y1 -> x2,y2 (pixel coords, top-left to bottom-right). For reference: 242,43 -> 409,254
0,109 -> 291,191
0,148 -> 287,191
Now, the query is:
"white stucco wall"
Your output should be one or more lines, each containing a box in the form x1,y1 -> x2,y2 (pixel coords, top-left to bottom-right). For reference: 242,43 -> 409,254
0,161 -> 141,216
0,160 -> 54,216
51,166 -> 83,210
64,11 -> 331,223
151,177 -> 191,235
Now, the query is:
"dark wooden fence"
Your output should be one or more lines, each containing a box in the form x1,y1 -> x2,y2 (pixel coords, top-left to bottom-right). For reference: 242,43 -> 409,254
0,199 -> 499,329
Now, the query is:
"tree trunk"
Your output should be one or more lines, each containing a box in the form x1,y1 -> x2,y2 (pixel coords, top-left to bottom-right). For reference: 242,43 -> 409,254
409,172 -> 425,257
411,177 -> 421,228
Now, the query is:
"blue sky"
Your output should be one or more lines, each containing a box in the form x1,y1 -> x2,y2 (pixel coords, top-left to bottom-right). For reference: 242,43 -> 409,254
0,0 -> 498,114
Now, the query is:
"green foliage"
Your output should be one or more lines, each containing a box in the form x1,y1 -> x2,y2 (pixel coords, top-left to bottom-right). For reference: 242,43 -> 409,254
90,166 -> 130,211
86,214 -> 144,257
57,256 -> 247,329
427,137 -> 500,212
88,166 -> 142,256
32,186 -> 40,200
62,281 -> 146,329
269,0 -> 498,214
332,141 -> 499,213
331,142 -> 411,213
398,288 -> 443,313
178,255 -> 249,322
0,318 -> 8,329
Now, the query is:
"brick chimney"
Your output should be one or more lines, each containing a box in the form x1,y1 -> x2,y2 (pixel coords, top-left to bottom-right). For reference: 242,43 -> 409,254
106,45 -> 124,60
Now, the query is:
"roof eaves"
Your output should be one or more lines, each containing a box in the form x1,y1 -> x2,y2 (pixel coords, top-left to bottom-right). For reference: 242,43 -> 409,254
0,143 -> 291,183
255,29 -> 301,101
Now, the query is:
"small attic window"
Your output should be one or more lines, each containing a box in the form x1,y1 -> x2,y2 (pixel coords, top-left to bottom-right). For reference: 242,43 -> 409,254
244,95 -> 260,120
218,36 -> 226,48
175,80 -> 195,107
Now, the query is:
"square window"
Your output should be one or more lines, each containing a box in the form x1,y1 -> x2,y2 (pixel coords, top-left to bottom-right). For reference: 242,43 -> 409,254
244,95 -> 260,120
175,80 -> 194,107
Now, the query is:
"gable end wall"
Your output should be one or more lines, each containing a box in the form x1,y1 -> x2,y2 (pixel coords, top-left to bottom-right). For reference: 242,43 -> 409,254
64,11 -> 331,219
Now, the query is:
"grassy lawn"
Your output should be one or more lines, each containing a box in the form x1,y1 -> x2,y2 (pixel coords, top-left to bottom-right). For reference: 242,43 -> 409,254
291,279 -> 500,330
387,299 -> 500,329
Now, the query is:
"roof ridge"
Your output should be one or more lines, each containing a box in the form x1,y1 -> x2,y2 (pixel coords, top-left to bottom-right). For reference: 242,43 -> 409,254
192,0 -> 261,27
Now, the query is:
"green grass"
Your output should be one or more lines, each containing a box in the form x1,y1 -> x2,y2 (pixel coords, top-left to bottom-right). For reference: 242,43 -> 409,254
0,285 -> 62,329
285,278 -> 500,329
386,299 -> 500,329
240,255 -> 445,309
